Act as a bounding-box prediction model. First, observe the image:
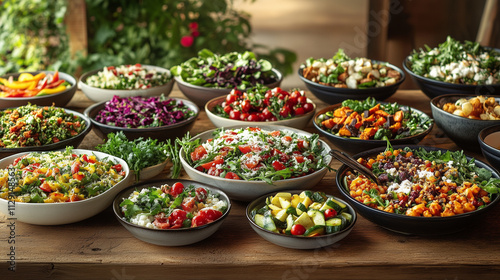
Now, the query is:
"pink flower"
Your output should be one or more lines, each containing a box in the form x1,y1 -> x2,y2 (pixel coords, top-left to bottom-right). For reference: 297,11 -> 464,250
180,35 -> 194,47
188,22 -> 198,30
191,30 -> 200,37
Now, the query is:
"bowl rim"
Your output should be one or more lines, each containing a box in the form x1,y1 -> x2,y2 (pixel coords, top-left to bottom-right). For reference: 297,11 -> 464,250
173,68 -> 283,91
298,60 -> 406,91
313,101 -> 434,144
430,94 -> 500,124
179,125 -> 333,186
403,55 -> 500,89
478,124 -> 500,150
245,189 -> 357,239
112,178 -> 232,232
335,144 -> 500,221
204,95 -> 316,125
0,106 -> 92,153
0,70 -> 77,101
83,96 -> 200,132
79,64 -> 174,92
0,148 -> 131,205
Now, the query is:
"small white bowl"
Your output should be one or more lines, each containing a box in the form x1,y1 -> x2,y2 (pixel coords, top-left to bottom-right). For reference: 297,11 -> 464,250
205,96 -> 316,129
112,179 -> 231,246
78,65 -> 175,102
132,160 -> 168,181
0,149 -> 131,225
179,125 -> 332,201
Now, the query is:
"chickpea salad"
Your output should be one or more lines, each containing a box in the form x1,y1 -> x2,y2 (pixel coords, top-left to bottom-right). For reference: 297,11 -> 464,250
0,104 -> 87,148
181,127 -> 330,184
408,36 -> 500,85
0,147 -> 126,203
85,63 -> 172,90
120,182 -> 228,229
441,95 -> 500,120
344,146 -> 500,217
301,49 -> 402,89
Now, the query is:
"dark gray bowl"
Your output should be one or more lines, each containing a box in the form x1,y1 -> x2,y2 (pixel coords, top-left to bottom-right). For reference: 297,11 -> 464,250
175,68 -> 282,108
0,71 -> 77,109
84,97 -> 199,142
479,124 -> 500,172
113,179 -> 231,246
430,94 -> 500,151
298,62 -> 405,105
403,57 -> 500,99
335,145 -> 500,235
313,102 -> 434,155
0,107 -> 91,159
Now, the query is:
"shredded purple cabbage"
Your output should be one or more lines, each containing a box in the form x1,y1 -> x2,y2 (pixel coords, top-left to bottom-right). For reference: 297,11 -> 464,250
95,95 -> 196,128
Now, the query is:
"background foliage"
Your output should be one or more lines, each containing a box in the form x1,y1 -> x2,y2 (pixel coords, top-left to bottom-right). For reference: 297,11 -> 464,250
0,0 -> 296,77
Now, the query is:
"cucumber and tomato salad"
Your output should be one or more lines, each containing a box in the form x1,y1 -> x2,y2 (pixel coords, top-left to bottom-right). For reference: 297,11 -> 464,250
251,191 -> 353,237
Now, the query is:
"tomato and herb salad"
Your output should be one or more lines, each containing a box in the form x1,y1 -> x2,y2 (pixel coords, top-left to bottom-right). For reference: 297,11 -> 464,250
251,191 -> 353,236
0,71 -> 70,98
316,97 -> 433,140
0,104 -> 87,148
0,147 -> 126,203
181,127 -> 330,184
344,146 -> 500,217
212,86 -> 315,121
85,64 -> 172,90
120,182 -> 228,229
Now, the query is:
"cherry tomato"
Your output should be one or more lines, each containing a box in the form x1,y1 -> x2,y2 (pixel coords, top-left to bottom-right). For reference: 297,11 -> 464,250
207,166 -> 223,177
240,113 -> 249,121
247,113 -> 260,122
279,106 -> 291,118
191,215 -> 208,227
303,103 -> 314,112
238,145 -> 252,154
229,110 -> 241,120
195,187 -> 208,201
226,93 -> 237,104
72,173 -> 84,181
170,182 -> 185,196
294,107 -> 305,115
224,172 -> 241,179
181,196 -> 196,212
71,161 -> 81,174
297,95 -> 307,105
290,90 -> 302,101
200,155 -> 224,170
223,105 -> 232,114
39,182 -> 51,193
262,108 -> 273,120
272,160 -> 286,171
297,139 -> 305,150
191,145 -> 207,162
241,100 -> 251,112
324,208 -> 337,219
199,208 -> 223,221
291,224 -> 306,235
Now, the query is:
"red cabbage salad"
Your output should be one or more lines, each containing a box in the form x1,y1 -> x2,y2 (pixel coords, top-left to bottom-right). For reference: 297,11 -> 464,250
95,95 -> 196,128
170,49 -> 278,89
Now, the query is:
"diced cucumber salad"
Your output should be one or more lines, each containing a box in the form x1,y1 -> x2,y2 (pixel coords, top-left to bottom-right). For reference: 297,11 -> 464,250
251,191 -> 353,237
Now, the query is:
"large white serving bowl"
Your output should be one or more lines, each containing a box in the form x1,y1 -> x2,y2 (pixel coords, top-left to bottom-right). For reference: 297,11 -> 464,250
205,95 -> 316,129
78,65 -> 175,102
0,149 -> 132,225
179,125 -> 333,201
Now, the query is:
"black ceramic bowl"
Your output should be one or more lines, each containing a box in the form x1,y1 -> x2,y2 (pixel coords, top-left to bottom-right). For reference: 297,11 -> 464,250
313,102 -> 434,155
0,71 -> 77,109
298,63 -> 405,105
479,124 -> 500,172
335,145 -> 500,235
430,94 -> 500,151
84,97 -> 199,141
403,57 -> 500,99
0,107 -> 91,158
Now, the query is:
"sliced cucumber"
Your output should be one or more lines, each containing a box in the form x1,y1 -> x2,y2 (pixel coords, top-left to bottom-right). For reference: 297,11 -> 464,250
285,213 -> 294,234
304,225 -> 325,236
307,209 -> 326,226
254,214 -> 265,228
341,212 -> 353,223
296,202 -> 307,215
324,197 -> 344,213
286,206 -> 297,216
309,202 -> 323,210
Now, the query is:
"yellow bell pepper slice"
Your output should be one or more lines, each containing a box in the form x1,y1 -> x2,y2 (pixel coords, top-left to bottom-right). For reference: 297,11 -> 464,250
36,84 -> 67,96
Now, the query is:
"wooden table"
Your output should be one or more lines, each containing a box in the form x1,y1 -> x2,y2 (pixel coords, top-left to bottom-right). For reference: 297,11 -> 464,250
1,87 -> 499,280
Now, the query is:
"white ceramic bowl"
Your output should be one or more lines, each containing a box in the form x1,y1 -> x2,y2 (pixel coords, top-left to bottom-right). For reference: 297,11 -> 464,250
205,96 -> 316,129
132,160 -> 168,181
179,125 -> 333,201
246,191 -> 356,249
112,179 -> 231,246
78,65 -> 175,102
175,68 -> 282,108
0,149 -> 131,225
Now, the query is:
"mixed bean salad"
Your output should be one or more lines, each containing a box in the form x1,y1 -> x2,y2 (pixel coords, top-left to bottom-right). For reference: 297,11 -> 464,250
85,64 -> 172,90
0,104 -> 86,148
301,49 -> 402,89
0,147 -> 126,203
316,98 -> 433,140
408,36 -> 500,85
212,86 -> 315,121
344,146 -> 500,217
120,182 -> 227,229
171,49 -> 278,89
181,127 -> 329,184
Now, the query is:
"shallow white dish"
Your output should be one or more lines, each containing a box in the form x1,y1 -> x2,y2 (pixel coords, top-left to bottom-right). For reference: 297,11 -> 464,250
179,125 -> 332,201
0,149 -> 131,225
205,96 -> 316,129
78,65 -> 175,102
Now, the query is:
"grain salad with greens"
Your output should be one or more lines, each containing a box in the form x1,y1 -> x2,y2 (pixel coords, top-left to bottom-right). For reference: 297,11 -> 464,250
408,36 -> 500,85
85,64 -> 172,90
0,104 -> 86,148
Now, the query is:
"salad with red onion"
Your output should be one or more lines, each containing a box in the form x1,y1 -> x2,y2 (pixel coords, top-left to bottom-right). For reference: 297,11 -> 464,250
95,95 -> 196,128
